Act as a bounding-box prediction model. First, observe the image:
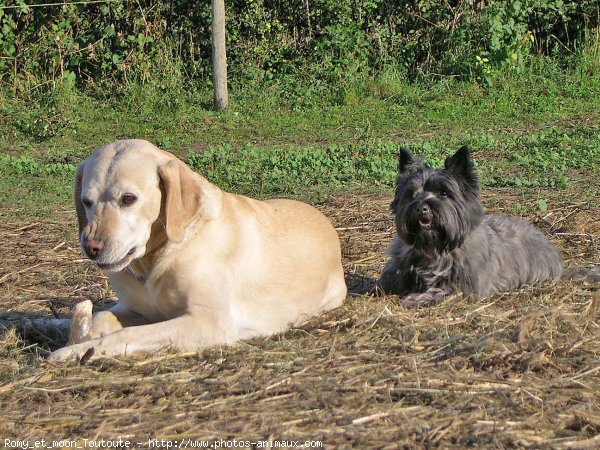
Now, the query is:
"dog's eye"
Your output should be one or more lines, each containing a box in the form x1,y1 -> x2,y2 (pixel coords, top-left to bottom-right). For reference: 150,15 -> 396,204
81,197 -> 93,208
439,190 -> 448,198
120,194 -> 137,207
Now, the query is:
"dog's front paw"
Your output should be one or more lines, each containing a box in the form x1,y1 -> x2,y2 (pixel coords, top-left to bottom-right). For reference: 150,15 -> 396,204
47,340 -> 97,363
364,282 -> 385,296
402,288 -> 447,308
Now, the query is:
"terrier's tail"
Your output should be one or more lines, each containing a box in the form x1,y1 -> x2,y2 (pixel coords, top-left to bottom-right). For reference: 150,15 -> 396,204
563,265 -> 600,282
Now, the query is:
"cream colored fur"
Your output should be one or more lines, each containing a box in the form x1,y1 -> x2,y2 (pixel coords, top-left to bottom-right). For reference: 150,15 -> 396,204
49,139 -> 346,361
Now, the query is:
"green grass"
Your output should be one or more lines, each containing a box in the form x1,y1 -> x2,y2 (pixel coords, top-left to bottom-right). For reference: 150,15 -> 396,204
1,61 -> 599,222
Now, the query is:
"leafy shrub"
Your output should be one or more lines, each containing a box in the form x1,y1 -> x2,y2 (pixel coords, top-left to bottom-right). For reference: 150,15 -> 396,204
186,142 -> 402,196
1,127 -> 598,198
0,0 -> 597,92
0,155 -> 75,176
185,127 -> 599,196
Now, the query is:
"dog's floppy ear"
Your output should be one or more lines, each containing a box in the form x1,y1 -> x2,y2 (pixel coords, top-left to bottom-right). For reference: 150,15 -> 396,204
445,146 -> 478,185
158,160 -> 204,243
74,161 -> 87,235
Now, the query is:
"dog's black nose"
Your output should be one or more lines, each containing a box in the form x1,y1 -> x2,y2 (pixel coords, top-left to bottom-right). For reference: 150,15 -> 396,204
417,203 -> 430,215
83,238 -> 104,259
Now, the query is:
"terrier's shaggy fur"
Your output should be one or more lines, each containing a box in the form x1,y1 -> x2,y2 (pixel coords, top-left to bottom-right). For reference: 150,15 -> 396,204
377,146 -> 564,306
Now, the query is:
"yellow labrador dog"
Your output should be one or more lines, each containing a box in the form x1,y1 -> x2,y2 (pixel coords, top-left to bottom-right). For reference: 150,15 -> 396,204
49,139 -> 347,361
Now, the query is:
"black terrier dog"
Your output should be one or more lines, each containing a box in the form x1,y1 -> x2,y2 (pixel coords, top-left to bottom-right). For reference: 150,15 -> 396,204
376,146 -> 565,306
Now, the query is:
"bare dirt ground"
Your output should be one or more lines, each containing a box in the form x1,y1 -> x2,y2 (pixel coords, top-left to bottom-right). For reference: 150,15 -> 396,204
0,187 -> 599,449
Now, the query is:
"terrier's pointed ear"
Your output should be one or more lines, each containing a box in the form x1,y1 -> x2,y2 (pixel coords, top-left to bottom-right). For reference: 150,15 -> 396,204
74,161 -> 87,235
398,147 -> 418,173
392,148 -> 422,213
444,146 -> 476,181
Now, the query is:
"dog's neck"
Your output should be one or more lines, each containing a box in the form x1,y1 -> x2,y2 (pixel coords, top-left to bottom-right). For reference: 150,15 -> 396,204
410,244 -> 443,263
407,247 -> 454,291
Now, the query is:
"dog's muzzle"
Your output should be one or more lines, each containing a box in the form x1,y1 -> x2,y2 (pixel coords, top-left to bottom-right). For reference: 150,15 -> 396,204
82,235 -> 137,271
82,237 -> 104,260
416,203 -> 433,229
95,247 -> 137,271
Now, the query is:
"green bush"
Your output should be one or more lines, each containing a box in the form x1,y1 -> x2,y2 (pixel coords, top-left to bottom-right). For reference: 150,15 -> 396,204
0,0 -> 597,93
0,154 -> 75,176
185,128 -> 600,197
186,142 -> 402,196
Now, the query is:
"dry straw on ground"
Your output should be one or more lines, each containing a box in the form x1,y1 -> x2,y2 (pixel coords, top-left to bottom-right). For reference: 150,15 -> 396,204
0,189 -> 598,448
